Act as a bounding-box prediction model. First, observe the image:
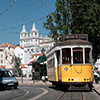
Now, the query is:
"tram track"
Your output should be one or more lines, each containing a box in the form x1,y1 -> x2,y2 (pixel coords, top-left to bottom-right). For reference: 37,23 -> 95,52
80,92 -> 84,100
57,92 -> 66,100
57,91 -> 85,100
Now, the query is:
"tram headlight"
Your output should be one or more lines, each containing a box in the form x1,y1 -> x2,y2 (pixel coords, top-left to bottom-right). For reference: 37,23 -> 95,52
84,79 -> 86,81
72,79 -> 74,81
87,79 -> 89,81
64,67 -> 68,71
68,79 -> 70,81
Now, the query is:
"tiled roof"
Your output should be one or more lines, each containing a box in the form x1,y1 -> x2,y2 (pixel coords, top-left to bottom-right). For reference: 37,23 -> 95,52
20,64 -> 28,69
28,59 -> 36,64
0,43 -> 15,49
31,54 -> 43,58
0,49 -> 4,51
15,46 -> 23,49
0,65 -> 6,68
22,66 -> 27,69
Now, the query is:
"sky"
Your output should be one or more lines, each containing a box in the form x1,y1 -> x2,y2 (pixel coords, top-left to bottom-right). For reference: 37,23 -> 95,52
0,0 -> 56,45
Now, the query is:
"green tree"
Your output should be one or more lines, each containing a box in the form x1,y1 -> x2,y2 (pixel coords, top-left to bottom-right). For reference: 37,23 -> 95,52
43,0 -> 71,40
44,0 -> 100,61
70,0 -> 100,61
14,56 -> 22,76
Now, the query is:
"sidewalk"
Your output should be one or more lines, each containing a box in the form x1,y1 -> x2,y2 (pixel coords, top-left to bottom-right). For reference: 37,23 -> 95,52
93,82 -> 100,95
16,77 -> 52,86
16,77 -> 100,94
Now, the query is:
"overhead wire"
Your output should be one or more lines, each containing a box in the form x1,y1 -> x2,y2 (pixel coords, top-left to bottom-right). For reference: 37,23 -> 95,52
1,16 -> 46,32
21,0 -> 43,20
0,0 -> 16,15
0,0 -> 55,33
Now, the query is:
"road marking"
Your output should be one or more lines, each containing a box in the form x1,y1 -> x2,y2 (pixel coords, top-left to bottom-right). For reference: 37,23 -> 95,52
28,88 -> 48,100
21,90 -> 29,97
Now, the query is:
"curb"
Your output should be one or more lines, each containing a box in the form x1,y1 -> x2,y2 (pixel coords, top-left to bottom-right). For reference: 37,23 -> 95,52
19,83 -> 52,86
93,89 -> 100,96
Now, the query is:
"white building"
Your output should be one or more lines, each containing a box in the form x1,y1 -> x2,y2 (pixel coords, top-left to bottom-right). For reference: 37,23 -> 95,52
0,23 -> 55,77
20,23 -> 54,54
0,44 -> 16,74
0,49 -> 6,68
14,46 -> 31,64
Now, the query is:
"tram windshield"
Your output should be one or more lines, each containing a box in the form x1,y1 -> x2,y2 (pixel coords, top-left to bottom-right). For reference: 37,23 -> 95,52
61,47 -> 91,64
73,48 -> 83,64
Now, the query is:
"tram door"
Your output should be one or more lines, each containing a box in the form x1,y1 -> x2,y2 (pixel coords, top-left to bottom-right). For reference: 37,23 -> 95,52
56,50 -> 60,81
72,48 -> 83,79
62,48 -> 71,81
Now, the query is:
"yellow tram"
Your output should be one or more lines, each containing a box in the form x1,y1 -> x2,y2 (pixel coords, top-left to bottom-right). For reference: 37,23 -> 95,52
46,34 -> 93,90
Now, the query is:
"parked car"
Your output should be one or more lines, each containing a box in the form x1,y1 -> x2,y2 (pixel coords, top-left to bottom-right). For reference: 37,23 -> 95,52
0,68 -> 18,90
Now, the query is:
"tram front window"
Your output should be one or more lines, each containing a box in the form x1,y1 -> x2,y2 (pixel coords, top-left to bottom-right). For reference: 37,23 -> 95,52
62,48 -> 71,64
73,48 -> 83,64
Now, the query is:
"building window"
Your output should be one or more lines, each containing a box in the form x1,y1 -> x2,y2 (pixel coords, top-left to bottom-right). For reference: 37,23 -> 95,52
35,32 -> 37,36
1,60 -> 3,64
1,54 -> 3,58
27,49 -> 29,51
31,49 -> 33,51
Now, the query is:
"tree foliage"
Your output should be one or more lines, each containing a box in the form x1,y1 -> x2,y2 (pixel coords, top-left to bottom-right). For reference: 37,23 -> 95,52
14,56 -> 22,76
43,0 -> 71,40
43,0 -> 100,61
70,0 -> 100,61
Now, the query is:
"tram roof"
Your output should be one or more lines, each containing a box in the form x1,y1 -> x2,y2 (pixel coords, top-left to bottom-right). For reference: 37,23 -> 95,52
47,34 -> 92,54
55,39 -> 92,46
46,39 -> 92,54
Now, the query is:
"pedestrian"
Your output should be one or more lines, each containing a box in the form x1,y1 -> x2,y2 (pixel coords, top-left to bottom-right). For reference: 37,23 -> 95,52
93,67 -> 99,84
92,65 -> 95,82
98,65 -> 100,74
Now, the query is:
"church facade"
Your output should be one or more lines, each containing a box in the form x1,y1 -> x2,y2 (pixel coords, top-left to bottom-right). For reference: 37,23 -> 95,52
20,23 -> 54,54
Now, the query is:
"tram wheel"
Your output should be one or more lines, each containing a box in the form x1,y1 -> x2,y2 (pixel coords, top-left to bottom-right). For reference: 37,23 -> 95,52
64,85 -> 70,91
88,84 -> 92,91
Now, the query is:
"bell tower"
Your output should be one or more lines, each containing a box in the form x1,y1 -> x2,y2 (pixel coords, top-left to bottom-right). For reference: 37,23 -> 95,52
30,23 -> 39,37
20,25 -> 28,39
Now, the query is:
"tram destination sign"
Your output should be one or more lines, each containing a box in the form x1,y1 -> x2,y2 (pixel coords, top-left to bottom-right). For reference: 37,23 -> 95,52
62,34 -> 88,41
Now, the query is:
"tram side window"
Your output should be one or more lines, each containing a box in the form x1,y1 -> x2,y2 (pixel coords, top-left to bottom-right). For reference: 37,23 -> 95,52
56,50 -> 60,65
62,48 -> 71,64
47,57 -> 55,68
73,48 -> 83,64
85,48 -> 90,63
